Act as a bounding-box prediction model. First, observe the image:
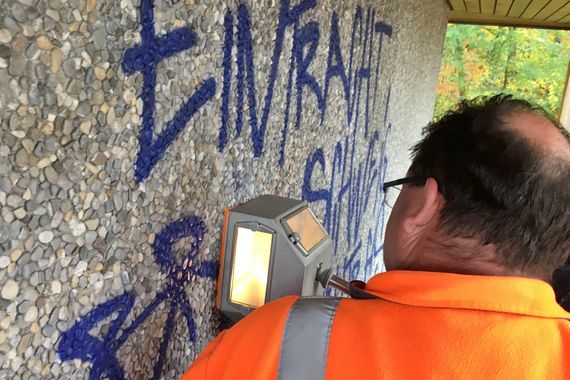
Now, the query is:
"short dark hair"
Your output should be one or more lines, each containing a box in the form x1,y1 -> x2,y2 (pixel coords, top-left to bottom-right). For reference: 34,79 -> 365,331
410,94 -> 570,280
553,265 -> 570,310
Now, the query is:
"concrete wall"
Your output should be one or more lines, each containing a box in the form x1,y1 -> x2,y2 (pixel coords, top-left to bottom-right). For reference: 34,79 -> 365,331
0,0 -> 448,378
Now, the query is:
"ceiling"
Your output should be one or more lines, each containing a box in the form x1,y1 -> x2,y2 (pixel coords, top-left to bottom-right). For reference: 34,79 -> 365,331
447,0 -> 570,29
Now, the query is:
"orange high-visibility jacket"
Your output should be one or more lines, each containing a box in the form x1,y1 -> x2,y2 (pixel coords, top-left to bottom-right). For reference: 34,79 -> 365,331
182,271 -> 570,379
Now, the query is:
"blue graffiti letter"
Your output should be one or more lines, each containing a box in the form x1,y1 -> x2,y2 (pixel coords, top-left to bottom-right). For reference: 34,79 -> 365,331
294,21 -> 324,129
302,148 -> 332,230
322,12 -> 350,124
122,0 -> 216,182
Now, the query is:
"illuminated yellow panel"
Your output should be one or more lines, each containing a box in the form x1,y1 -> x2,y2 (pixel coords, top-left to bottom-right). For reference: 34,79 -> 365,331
230,227 -> 273,308
284,208 -> 327,254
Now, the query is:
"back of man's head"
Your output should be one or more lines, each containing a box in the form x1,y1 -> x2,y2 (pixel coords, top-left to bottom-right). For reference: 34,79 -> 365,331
410,94 -> 570,281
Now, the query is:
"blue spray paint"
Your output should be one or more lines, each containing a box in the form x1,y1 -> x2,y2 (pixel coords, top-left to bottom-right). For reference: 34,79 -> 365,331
372,21 -> 393,111
218,2 -> 392,172
122,0 -> 216,183
294,21 -> 324,130
279,21 -> 298,167
303,88 -> 393,281
218,11 -> 234,150
60,1 -> 396,377
298,4 -> 393,281
218,0 -> 317,161
57,216 -> 218,380
321,11 -> 350,125
57,293 -> 134,380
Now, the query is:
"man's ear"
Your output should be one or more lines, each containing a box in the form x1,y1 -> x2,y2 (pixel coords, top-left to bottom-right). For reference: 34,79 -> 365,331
402,177 -> 441,233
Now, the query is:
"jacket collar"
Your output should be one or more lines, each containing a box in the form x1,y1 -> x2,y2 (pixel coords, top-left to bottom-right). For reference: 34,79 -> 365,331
364,270 -> 570,319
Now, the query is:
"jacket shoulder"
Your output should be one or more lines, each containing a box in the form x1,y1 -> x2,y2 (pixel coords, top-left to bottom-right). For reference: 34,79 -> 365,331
182,296 -> 298,380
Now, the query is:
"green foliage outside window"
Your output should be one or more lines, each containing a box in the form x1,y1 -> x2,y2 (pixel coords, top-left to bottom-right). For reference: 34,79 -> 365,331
435,24 -> 570,120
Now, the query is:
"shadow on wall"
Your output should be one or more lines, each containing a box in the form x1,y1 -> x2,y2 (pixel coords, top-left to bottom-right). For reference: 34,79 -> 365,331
57,0 -> 394,378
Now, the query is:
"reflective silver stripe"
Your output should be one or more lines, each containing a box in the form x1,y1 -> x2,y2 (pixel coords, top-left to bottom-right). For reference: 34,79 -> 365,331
277,297 -> 341,380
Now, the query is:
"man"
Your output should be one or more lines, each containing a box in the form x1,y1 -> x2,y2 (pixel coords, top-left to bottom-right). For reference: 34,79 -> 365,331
182,95 -> 570,379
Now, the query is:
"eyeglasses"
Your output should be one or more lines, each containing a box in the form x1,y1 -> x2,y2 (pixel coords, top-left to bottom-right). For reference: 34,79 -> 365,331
382,176 -> 427,208
382,177 -> 427,192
